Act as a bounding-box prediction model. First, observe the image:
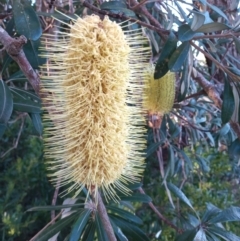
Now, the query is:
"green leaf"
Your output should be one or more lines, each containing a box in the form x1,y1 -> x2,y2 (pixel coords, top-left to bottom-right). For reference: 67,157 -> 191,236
168,145 -> 175,176
209,206 -> 240,223
110,219 -> 128,241
0,123 -> 7,138
1,55 -> 12,75
146,141 -> 163,158
202,203 -> 222,223
82,222 -> 96,241
206,3 -> 228,21
126,182 -> 142,190
167,115 -> 180,139
178,24 -> 197,41
191,11 -> 205,31
119,193 -> 152,203
33,213 -> 78,241
154,31 -> 178,79
195,228 -> 207,241
95,212 -> 110,241
10,87 -> 41,102
175,229 -> 197,241
208,226 -> 240,241
168,42 -> 190,72
206,231 -> 221,241
110,216 -> 150,241
107,206 -> 142,225
0,80 -> 13,123
221,78 -> 234,124
101,1 -> 127,9
13,98 -> 41,113
27,204 -> 85,212
233,36 -> 240,55
167,183 -> 194,210
23,39 -> 46,69
37,11 -> 77,21
30,113 -> 43,136
69,209 -> 91,241
100,1 -> 135,17
228,139 -> 240,159
196,22 -> 230,33
12,1 -> 42,40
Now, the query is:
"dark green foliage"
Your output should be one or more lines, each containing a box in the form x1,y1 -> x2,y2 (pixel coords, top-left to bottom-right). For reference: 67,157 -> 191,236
0,118 -> 54,240
1,0 -> 240,240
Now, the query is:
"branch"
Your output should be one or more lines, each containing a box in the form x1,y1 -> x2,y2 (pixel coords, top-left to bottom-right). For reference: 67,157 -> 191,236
192,69 -> 240,140
128,0 -> 163,30
97,192 -> 117,241
0,26 -> 40,94
80,0 -> 169,37
138,187 -> 181,233
190,41 -> 239,81
191,69 -> 222,109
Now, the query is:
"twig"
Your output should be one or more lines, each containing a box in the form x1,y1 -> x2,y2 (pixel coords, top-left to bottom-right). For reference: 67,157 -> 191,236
0,26 -> 40,94
51,178 -> 61,222
29,211 -> 62,241
190,41 -> 239,81
192,32 -> 240,40
80,0 -> 169,37
0,116 -> 25,158
97,191 -> 117,241
191,68 -> 240,140
138,187 -> 181,233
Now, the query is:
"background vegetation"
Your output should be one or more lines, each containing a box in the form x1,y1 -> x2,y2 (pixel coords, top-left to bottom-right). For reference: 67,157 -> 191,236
1,0 -> 240,240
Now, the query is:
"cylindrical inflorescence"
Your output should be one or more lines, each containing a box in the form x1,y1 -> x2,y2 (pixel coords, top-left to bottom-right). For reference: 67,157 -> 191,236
41,15 -> 151,201
144,67 -> 176,115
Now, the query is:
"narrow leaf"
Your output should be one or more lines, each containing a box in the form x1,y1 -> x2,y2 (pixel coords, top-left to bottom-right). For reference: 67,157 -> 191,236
95,213 -> 109,241
0,80 -> 13,123
110,216 -> 150,241
221,78 -> 234,124
13,98 -> 41,113
195,228 -> 207,241
107,206 -> 142,225
208,226 -> 240,241
82,222 -> 96,241
233,36 -> 240,55
110,219 -> 128,241
119,193 -> 152,203
209,206 -> 240,224
27,204 -> 84,212
168,42 -> 190,72
10,87 -> 41,102
196,22 -> 230,33
167,183 -> 194,210
0,123 -> 7,138
12,1 -> 42,40
30,113 -> 43,136
33,213 -> 78,241
69,209 -> 91,241
175,229 -> 197,241
206,3 -> 228,21
178,24 -> 197,41
191,11 -> 205,31
146,141 -> 163,158
154,31 -> 178,79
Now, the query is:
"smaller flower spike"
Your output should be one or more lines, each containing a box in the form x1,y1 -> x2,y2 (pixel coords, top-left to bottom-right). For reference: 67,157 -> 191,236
41,14 -> 151,201
144,66 -> 176,115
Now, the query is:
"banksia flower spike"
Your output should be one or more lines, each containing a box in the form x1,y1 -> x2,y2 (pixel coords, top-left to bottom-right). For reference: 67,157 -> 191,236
41,14 -> 151,201
144,66 -> 176,128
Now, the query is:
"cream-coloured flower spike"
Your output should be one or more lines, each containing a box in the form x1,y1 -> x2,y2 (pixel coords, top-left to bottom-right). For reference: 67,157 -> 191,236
144,66 -> 176,115
41,15 -> 151,201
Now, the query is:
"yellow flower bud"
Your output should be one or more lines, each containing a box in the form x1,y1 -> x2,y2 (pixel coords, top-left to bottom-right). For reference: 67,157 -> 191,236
144,67 -> 175,115
41,15 -> 150,201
